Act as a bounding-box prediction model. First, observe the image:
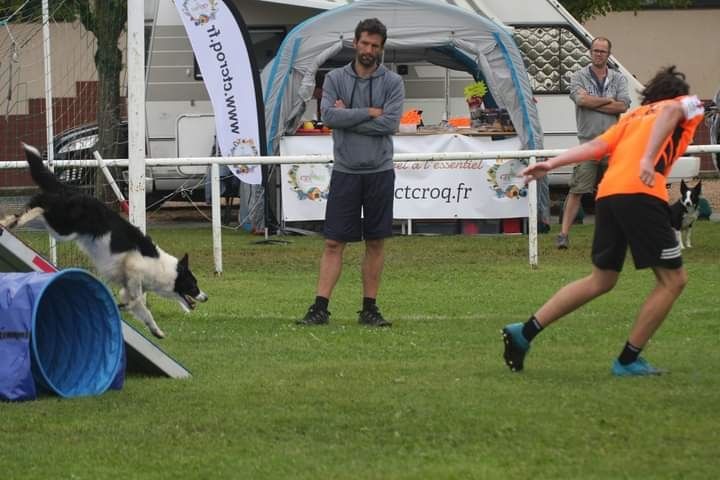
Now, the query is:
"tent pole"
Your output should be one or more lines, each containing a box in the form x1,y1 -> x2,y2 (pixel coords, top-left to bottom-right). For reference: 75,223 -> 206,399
444,68 -> 451,122
253,165 -> 289,245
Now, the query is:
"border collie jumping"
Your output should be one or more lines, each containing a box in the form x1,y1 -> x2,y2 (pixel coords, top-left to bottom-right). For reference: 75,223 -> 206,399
0,143 -> 208,338
669,179 -> 702,250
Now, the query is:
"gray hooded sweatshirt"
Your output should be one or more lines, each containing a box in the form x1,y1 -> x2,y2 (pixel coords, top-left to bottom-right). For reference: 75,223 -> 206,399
320,63 -> 405,174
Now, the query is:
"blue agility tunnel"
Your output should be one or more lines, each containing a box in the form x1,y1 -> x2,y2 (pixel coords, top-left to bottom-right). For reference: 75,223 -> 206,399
0,269 -> 123,401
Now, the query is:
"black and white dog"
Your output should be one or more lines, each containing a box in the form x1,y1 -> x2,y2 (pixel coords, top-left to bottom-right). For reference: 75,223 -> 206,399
0,143 -> 208,338
669,179 -> 702,250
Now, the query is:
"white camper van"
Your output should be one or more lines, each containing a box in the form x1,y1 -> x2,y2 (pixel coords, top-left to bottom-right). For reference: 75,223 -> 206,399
136,0 -> 697,194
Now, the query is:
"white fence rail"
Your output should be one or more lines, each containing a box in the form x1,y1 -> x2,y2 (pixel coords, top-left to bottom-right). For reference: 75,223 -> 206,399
2,145 -> 718,274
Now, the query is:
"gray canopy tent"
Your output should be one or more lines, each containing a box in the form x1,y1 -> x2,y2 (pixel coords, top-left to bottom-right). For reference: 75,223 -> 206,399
261,0 -> 550,225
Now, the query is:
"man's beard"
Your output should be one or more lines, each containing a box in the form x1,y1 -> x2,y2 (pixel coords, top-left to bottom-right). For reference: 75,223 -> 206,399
357,53 -> 377,67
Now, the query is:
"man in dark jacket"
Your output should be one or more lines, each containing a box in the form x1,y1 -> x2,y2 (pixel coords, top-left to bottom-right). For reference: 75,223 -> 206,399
298,18 -> 405,327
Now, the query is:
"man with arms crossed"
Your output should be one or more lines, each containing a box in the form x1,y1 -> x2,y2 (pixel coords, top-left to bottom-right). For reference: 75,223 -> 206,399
298,18 -> 404,327
557,37 -> 631,249
503,66 -> 704,376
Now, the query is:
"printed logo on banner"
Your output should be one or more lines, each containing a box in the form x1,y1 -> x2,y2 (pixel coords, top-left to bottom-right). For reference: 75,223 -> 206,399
287,165 -> 332,201
487,159 -> 528,199
228,137 -> 260,179
181,0 -> 219,26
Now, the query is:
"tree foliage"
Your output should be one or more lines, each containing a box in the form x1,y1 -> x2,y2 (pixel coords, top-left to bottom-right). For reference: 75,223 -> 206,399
560,0 -> 692,22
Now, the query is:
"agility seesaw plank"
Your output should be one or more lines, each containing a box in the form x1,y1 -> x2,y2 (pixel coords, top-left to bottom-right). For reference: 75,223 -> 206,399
0,225 -> 191,379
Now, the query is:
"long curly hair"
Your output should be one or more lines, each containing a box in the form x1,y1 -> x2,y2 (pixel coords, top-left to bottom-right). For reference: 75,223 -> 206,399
640,66 -> 690,105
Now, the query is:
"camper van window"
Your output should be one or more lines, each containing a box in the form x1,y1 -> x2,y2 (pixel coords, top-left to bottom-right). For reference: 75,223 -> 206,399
513,26 -> 590,95
193,26 -> 286,80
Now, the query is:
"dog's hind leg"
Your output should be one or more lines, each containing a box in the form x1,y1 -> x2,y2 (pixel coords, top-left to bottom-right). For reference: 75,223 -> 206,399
13,207 -> 45,229
675,229 -> 685,250
0,214 -> 19,228
125,279 -> 166,339
117,287 -> 129,310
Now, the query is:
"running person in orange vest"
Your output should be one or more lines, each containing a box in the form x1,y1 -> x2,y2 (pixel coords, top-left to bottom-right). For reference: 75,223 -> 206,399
502,66 -> 704,376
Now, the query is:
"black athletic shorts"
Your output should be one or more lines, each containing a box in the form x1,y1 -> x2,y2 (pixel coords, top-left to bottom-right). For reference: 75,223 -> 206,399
323,169 -> 395,242
592,194 -> 682,271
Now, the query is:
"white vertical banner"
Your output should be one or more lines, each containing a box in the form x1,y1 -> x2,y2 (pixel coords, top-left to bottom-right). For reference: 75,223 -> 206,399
175,0 -> 265,184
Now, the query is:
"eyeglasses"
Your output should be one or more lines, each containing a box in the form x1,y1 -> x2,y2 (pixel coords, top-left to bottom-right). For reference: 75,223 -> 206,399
591,49 -> 609,55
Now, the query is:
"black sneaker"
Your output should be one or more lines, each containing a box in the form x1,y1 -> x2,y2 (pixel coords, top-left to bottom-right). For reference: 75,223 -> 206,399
297,305 -> 330,325
358,306 -> 392,327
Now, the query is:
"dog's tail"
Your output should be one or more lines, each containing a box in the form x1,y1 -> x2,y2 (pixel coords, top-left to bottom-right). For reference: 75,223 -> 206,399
23,143 -> 63,193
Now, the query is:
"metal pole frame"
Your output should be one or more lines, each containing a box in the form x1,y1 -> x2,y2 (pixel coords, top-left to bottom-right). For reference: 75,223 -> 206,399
41,0 -> 56,264
127,0 -> 146,232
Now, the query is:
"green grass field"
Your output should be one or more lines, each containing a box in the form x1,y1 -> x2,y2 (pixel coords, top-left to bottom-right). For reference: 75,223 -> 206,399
4,222 -> 720,479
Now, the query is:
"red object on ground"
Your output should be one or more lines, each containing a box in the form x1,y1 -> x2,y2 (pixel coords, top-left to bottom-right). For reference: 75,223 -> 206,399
502,218 -> 523,234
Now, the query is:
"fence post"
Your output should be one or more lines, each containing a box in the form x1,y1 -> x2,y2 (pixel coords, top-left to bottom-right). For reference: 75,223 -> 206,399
41,0 -> 57,265
211,163 -> 223,275
127,0 -> 146,232
528,156 -> 538,268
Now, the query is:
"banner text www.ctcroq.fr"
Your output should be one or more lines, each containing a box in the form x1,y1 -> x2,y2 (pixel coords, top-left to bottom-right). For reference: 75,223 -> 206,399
207,24 -> 241,135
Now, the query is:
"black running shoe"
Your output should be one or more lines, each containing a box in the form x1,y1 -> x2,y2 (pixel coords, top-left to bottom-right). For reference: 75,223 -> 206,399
297,305 -> 330,325
358,306 -> 392,327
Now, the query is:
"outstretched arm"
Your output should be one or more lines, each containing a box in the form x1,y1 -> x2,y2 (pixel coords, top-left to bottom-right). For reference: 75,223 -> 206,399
522,138 -> 609,184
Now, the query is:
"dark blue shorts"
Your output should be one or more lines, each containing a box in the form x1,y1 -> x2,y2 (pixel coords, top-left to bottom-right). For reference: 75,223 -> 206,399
323,169 -> 395,242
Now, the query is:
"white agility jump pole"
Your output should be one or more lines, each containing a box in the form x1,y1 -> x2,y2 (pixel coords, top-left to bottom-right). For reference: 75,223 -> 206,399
94,151 -> 130,214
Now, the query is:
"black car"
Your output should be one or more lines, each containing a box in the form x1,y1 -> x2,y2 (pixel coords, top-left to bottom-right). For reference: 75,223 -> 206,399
52,121 -> 207,206
53,121 -> 128,187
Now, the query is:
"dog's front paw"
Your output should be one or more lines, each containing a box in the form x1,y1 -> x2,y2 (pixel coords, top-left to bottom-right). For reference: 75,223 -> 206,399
150,326 -> 166,339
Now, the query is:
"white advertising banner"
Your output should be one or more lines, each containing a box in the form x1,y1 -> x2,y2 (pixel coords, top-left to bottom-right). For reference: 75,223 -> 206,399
175,0 -> 263,184
279,134 -> 528,221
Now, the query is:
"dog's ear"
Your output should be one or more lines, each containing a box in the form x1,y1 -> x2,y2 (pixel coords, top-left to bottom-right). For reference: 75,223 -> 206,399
680,179 -> 688,193
180,253 -> 189,268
